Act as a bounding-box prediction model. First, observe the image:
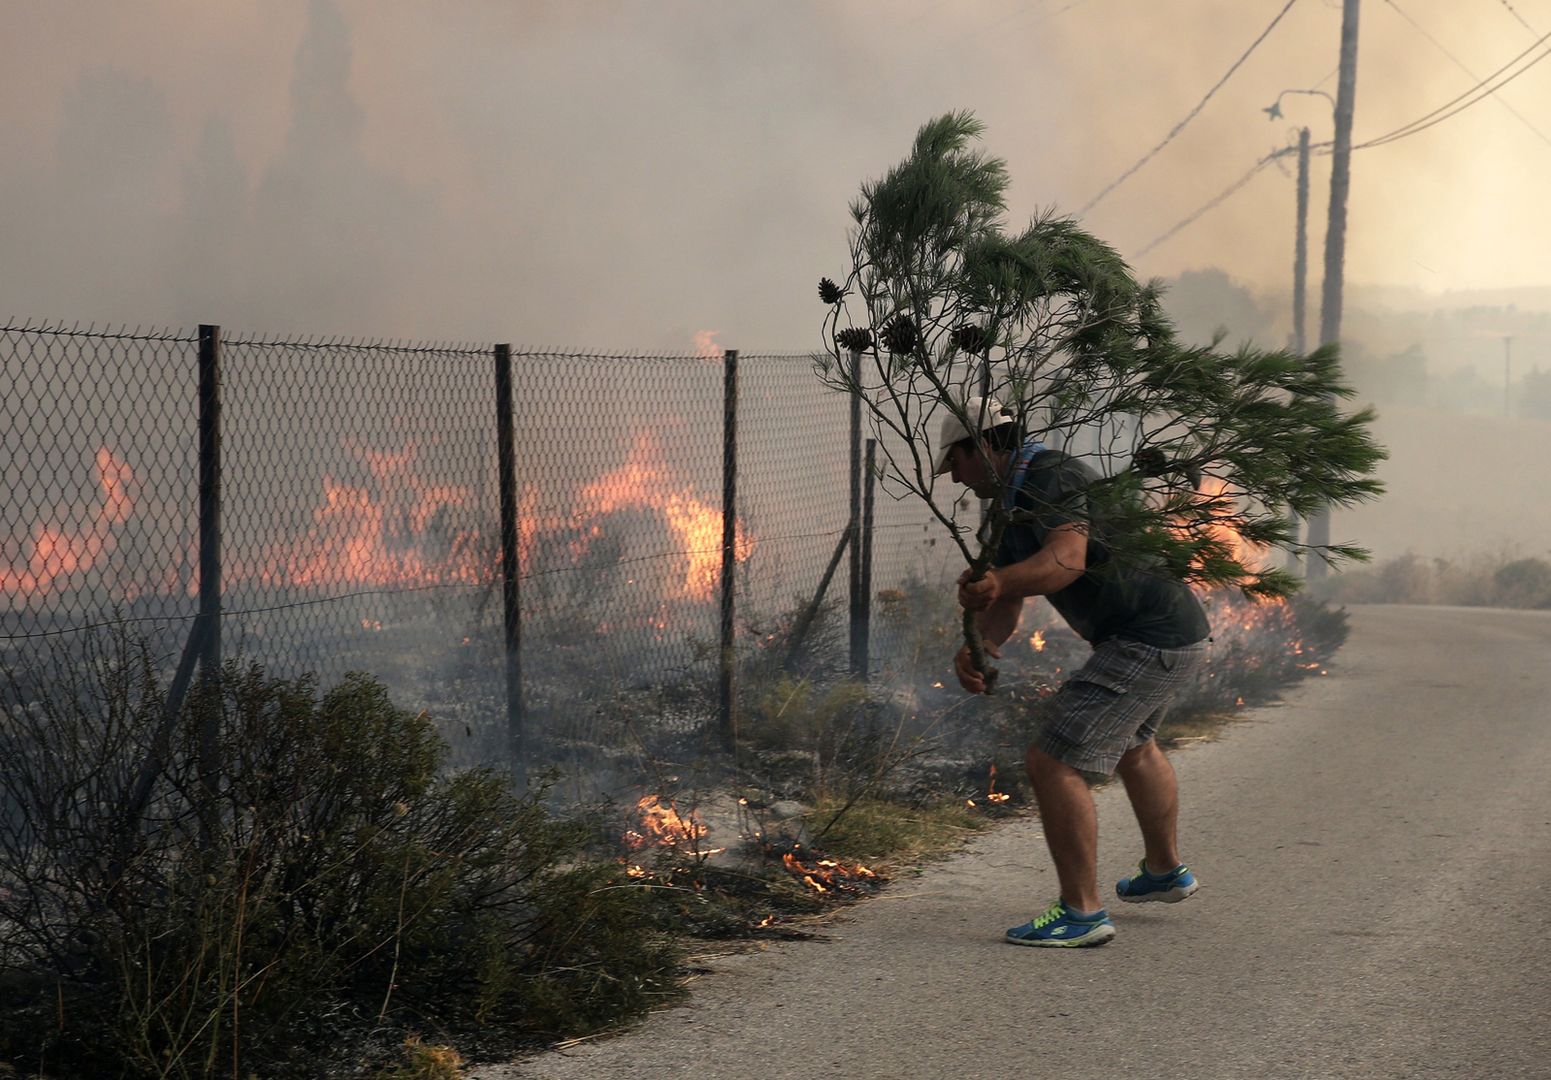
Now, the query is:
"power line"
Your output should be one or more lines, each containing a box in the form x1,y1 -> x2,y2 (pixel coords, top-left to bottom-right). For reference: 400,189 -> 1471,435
1129,6 -> 1551,256
1380,0 -> 1551,151
1354,26 -> 1551,147
1136,146 -> 1302,256
1497,0 -> 1539,33
1080,0 -> 1300,215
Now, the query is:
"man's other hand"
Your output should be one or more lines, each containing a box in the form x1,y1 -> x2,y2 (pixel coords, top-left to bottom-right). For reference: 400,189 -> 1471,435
957,567 -> 1002,611
954,640 -> 1002,694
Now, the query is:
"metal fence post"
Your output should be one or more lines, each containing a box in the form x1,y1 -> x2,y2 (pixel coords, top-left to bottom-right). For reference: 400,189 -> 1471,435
718,349 -> 739,751
848,349 -> 863,677
195,324 -> 223,818
197,324 -> 223,673
859,438 -> 877,682
494,343 -> 527,787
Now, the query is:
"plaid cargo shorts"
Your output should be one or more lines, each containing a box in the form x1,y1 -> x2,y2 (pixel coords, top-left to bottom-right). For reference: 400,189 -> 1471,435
1031,637 -> 1207,777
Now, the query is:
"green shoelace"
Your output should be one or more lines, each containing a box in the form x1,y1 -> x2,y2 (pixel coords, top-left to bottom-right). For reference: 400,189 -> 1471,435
1031,902 -> 1068,929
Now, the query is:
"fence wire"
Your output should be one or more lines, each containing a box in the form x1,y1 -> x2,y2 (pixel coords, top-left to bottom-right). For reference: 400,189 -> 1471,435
2,325 -> 955,773
220,335 -> 503,763
2,324 -> 198,656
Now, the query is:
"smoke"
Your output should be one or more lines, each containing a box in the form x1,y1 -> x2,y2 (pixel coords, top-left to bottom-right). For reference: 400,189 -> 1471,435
3,0 -> 1550,559
3,0 -> 1544,346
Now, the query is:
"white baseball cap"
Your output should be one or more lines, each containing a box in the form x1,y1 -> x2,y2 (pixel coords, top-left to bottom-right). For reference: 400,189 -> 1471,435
932,396 -> 1014,475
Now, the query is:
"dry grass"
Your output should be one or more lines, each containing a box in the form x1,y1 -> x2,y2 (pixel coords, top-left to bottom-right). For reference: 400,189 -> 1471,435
803,797 -> 992,869
376,1036 -> 466,1080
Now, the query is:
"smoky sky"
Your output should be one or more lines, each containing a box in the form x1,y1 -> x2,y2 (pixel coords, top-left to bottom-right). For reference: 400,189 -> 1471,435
3,0 -> 1550,349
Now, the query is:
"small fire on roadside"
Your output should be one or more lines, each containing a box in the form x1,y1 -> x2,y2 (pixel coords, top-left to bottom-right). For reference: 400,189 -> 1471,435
1029,630 -> 1046,653
623,795 -> 718,853
986,763 -> 1010,803
768,842 -> 880,895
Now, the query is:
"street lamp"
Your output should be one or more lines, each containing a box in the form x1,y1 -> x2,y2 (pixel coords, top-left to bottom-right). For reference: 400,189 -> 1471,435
1262,88 -> 1336,122
1262,88 -> 1337,576
1263,89 -> 1336,358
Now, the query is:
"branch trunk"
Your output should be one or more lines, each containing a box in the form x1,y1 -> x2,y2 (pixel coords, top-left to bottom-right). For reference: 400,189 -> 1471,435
962,525 -> 1005,694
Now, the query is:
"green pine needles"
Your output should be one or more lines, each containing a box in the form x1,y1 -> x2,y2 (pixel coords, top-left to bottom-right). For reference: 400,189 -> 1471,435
816,112 -> 1385,671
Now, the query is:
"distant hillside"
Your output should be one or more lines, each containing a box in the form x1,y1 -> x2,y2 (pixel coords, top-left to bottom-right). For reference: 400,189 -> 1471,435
1348,283 -> 1551,314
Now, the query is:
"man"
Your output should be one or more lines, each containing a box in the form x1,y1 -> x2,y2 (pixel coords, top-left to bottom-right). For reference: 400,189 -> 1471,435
940,398 -> 1211,948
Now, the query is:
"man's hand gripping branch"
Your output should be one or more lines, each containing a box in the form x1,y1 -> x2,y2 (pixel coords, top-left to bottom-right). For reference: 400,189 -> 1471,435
953,524 -> 1088,694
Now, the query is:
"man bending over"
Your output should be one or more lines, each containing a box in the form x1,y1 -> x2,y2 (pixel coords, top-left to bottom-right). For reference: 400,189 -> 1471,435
943,398 -> 1211,948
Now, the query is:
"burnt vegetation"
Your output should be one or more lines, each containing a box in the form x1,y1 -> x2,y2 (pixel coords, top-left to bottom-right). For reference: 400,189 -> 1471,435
0,562 -> 1350,1077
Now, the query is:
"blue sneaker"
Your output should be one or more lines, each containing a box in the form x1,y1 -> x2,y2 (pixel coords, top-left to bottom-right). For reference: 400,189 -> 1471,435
1005,901 -> 1116,948
1116,860 -> 1199,903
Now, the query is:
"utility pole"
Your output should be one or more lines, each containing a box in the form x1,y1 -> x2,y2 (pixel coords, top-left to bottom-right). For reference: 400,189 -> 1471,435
1287,127 -> 1311,575
1505,335 -> 1514,417
1306,0 -> 1361,582
1293,127 -> 1311,357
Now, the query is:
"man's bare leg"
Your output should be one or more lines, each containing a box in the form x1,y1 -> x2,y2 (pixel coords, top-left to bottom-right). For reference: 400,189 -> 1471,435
1024,745 -> 1103,912
1115,738 -> 1182,874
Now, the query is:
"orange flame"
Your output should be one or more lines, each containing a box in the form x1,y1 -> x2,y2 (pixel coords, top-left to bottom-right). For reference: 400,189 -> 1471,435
97,447 -> 134,527
986,763 -> 1010,803
1029,630 -> 1046,653
692,329 -> 723,359
1192,476 -> 1272,585
623,795 -> 709,851
258,441 -> 488,590
10,433 -> 756,618
780,848 -> 877,893
577,431 -> 753,601
2,447 -> 136,597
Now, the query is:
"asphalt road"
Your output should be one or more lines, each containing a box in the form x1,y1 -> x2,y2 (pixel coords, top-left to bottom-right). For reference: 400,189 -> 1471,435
479,605 -> 1551,1080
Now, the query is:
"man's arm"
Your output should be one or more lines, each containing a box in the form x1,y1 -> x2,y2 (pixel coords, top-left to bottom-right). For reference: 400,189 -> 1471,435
975,592 -> 1024,647
954,592 -> 1022,694
953,525 -> 1087,693
957,523 -> 1087,613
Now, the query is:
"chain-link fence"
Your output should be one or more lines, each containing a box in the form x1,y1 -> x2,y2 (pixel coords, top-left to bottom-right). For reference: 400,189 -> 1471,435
1,325 -> 198,661
3,323 -> 956,778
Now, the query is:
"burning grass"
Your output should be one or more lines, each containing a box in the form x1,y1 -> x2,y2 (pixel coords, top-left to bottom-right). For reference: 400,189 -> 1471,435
0,536 -> 1353,1076
604,792 -> 892,942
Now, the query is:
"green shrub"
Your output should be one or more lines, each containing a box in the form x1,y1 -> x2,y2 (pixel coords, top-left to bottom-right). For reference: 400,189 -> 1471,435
0,632 -> 681,1079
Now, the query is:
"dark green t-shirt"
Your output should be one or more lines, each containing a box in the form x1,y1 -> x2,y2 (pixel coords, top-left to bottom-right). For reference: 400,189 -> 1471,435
994,448 -> 1210,648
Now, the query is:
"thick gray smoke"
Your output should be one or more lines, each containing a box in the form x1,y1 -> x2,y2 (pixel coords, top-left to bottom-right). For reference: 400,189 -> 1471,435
3,0 -> 1549,561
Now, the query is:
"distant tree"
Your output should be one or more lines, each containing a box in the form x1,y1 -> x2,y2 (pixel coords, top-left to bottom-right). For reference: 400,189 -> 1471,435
1159,267 -> 1274,349
815,113 -> 1385,684
1345,342 -> 1429,407
1518,366 -> 1551,421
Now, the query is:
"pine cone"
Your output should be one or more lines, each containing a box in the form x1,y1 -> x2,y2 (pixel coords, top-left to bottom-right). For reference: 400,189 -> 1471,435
1131,448 -> 1168,477
880,315 -> 919,355
951,323 -> 989,354
818,277 -> 844,305
835,327 -> 873,352
1131,448 -> 1204,490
